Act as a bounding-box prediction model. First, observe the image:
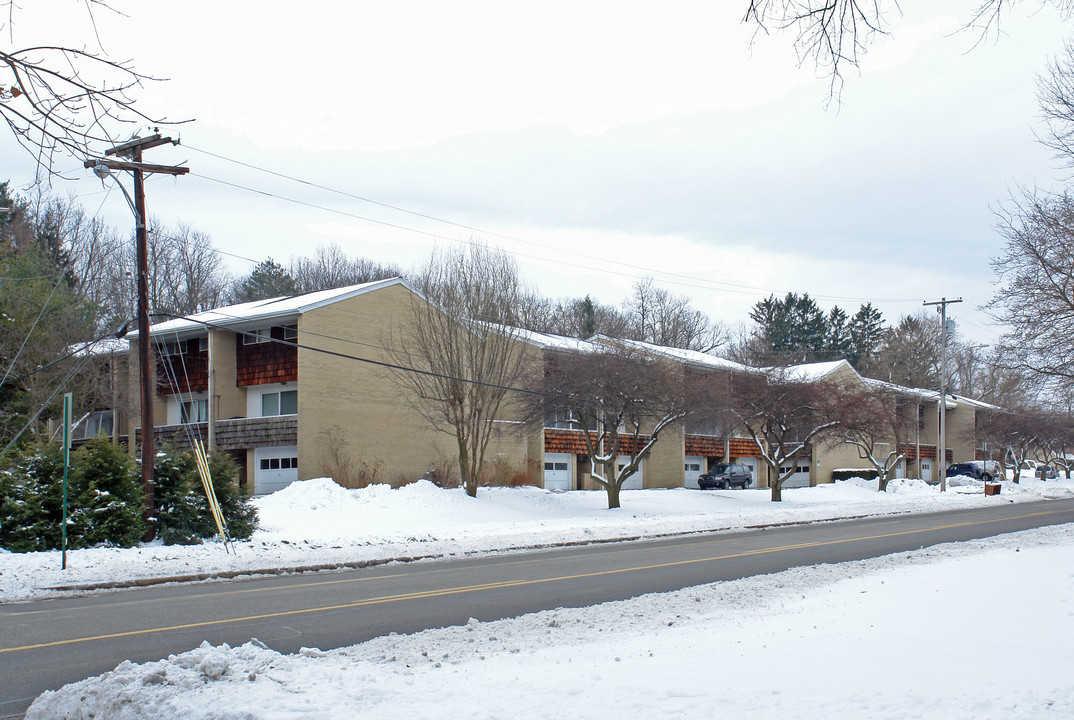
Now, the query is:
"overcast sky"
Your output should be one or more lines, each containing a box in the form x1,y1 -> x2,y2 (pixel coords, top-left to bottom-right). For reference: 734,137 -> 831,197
4,1 -> 1073,344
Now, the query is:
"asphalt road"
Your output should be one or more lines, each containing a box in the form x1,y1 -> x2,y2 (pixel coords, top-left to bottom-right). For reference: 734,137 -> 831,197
3,498 -> 1073,718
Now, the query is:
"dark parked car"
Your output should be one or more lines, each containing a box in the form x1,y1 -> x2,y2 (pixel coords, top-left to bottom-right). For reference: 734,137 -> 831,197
698,463 -> 752,490
946,461 -> 1000,483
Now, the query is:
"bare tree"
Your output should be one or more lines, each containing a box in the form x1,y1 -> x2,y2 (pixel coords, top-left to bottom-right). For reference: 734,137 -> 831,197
865,311 -> 944,390
1,1 -> 183,177
836,384 -> 910,491
977,407 -> 1045,481
989,189 -> 1074,392
623,277 -> 726,353
730,366 -> 855,501
290,244 -> 402,293
112,220 -> 229,320
386,244 -> 530,498
518,293 -> 633,341
742,1 -> 1074,98
533,345 -> 695,509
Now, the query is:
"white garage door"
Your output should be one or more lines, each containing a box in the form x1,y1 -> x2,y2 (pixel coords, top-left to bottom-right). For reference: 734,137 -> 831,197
544,452 -> 572,491
684,456 -> 704,489
619,460 -> 644,490
254,445 -> 299,495
779,462 -> 811,488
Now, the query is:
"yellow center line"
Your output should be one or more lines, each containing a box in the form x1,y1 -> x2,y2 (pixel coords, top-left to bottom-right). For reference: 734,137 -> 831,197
3,507 -> 1069,655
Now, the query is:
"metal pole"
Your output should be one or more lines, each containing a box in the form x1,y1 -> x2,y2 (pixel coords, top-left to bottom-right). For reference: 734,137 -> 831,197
62,392 -> 72,570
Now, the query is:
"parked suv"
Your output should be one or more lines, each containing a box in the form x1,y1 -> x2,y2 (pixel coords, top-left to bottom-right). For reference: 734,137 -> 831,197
698,463 -> 752,490
946,460 -> 1000,483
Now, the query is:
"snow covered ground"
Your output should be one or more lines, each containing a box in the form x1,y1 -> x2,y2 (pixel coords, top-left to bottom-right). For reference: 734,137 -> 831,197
4,473 -> 1073,604
8,473 -> 1074,718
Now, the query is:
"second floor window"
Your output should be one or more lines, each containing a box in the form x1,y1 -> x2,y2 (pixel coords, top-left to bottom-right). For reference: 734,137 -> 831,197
243,328 -> 272,345
545,407 -> 578,429
262,390 -> 297,416
180,399 -> 209,424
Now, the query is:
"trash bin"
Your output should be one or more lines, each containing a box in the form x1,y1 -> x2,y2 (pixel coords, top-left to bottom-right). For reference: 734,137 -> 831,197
984,482 -> 1002,496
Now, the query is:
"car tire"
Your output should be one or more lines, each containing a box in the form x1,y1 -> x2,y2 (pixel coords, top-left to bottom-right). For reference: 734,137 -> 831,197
981,473 -> 992,483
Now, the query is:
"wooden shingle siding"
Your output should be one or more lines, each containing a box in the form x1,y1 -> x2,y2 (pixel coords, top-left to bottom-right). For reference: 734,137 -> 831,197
683,435 -> 764,459
156,340 -> 208,395
214,416 -> 297,450
133,423 -> 208,451
543,428 -> 652,455
236,326 -> 298,387
898,443 -> 951,463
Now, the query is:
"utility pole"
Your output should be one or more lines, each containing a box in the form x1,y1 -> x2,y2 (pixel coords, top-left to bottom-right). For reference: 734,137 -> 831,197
923,297 -> 962,492
85,135 -> 188,540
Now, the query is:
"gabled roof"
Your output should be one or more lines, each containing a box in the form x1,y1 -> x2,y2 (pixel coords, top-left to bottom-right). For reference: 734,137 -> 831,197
777,359 -> 855,383
131,277 -> 416,339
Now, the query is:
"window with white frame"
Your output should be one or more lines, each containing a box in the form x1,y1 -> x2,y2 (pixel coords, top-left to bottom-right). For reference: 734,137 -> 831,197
243,328 -> 272,345
545,407 -> 578,429
180,398 -> 209,424
283,324 -> 297,340
261,389 -> 297,417
260,456 -> 298,471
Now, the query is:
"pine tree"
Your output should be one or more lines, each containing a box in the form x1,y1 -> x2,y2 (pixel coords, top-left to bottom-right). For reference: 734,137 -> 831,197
231,258 -> 297,303
72,439 -> 145,547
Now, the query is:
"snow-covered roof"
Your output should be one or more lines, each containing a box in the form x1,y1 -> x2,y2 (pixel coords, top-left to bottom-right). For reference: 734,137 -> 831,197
594,337 -> 751,372
506,327 -> 603,353
776,359 -> 854,382
131,277 -> 414,339
948,394 -> 1002,412
863,377 -> 963,410
68,335 -> 129,357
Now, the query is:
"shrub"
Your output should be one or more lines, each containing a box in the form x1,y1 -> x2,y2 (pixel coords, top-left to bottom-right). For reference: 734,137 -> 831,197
831,468 -> 880,482
71,439 -> 145,547
0,442 -> 256,552
154,449 -> 257,545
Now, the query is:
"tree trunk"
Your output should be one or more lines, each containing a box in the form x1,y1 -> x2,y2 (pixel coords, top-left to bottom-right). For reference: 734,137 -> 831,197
770,477 -> 782,502
606,481 -> 622,509
458,442 -> 477,498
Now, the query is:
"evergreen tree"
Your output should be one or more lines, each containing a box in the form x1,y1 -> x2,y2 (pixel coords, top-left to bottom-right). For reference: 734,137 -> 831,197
231,258 -> 297,303
153,449 -> 257,545
72,439 -> 144,547
826,306 -> 852,361
847,302 -> 885,369
580,295 -> 596,337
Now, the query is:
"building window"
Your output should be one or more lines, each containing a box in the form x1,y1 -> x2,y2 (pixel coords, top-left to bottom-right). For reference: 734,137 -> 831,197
283,325 -> 297,341
161,340 -> 183,356
180,398 -> 209,424
685,463 -> 701,472
260,456 -> 298,471
261,390 -> 298,417
243,328 -> 271,345
545,408 -> 578,429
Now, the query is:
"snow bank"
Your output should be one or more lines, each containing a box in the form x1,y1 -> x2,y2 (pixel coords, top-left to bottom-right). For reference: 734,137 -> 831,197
3,475 -> 1070,603
26,524 -> 1074,720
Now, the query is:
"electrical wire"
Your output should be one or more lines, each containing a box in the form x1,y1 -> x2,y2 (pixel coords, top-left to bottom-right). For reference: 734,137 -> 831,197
181,147 -> 924,305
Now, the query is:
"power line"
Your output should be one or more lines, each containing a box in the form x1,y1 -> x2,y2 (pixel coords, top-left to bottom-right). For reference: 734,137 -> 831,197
183,146 -> 925,306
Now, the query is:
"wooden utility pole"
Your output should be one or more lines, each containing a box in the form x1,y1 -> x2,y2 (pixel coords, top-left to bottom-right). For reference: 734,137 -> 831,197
923,297 -> 962,493
85,135 -> 188,539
